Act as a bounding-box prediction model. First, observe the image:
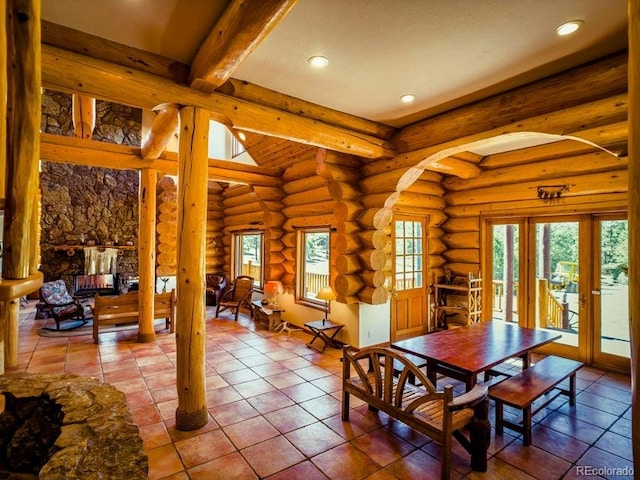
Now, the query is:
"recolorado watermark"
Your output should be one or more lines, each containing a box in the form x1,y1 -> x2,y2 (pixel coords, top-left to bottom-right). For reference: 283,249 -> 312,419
575,465 -> 634,477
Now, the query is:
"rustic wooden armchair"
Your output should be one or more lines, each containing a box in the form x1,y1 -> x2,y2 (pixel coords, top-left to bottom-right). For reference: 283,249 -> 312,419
215,275 -> 254,321
39,279 -> 88,330
205,273 -> 227,306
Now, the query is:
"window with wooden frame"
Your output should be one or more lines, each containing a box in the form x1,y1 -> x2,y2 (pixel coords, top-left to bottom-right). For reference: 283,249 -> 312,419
233,231 -> 264,288
296,228 -> 330,306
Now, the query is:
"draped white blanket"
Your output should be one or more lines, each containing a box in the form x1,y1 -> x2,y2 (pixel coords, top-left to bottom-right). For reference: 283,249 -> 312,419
83,247 -> 119,274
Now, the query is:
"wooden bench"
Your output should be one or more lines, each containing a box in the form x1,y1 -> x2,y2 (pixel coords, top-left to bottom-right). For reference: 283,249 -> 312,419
343,346 -> 490,480
488,355 -> 583,445
92,290 -> 175,343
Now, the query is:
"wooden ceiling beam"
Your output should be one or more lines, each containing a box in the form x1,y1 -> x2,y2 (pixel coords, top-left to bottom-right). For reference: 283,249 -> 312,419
41,20 -> 190,83
394,51 -> 628,153
189,0 -> 297,91
42,45 -> 395,159
39,133 -> 282,186
364,93 -> 627,177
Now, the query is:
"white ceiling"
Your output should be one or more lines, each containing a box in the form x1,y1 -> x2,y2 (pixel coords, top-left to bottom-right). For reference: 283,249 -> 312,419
42,0 -> 629,128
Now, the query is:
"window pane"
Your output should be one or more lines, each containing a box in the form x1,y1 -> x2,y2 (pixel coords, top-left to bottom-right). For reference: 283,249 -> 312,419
301,230 -> 330,301
235,233 -> 263,287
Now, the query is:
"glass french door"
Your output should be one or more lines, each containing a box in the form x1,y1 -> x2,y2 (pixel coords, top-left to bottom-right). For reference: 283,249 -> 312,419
486,221 -> 523,323
485,214 -> 629,372
593,216 -> 629,371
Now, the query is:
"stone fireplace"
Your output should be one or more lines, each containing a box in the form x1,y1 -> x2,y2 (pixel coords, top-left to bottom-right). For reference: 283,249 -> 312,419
0,373 -> 147,479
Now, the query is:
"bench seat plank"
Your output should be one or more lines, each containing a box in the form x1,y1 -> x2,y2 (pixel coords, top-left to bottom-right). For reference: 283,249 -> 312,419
489,355 -> 583,445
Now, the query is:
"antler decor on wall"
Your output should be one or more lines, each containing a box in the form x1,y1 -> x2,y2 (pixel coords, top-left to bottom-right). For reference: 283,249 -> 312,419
536,184 -> 568,201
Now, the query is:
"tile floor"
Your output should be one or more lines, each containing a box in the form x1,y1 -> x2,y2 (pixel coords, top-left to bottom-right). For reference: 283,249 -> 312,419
8,302 -> 633,479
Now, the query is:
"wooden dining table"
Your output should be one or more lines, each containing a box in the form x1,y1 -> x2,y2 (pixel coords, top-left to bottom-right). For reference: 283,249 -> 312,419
391,321 -> 561,391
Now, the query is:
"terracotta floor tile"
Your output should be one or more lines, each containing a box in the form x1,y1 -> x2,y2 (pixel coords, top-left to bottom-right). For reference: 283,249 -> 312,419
384,419 -> 432,448
353,428 -> 418,467
311,443 -> 382,480
539,411 -> 605,444
310,374 -> 342,394
584,382 -> 631,404
174,429 -> 236,468
247,390 -> 295,414
150,385 -> 179,403
241,436 -> 305,478
285,421 -> 346,457
576,390 -> 629,415
209,399 -> 260,427
530,424 -> 589,463
324,411 -> 380,440
239,353 -> 273,367
496,441 -> 572,480
220,367 -> 261,385
233,378 -> 276,398
264,404 -> 318,433
146,444 -> 184,480
265,460 -> 327,480
594,431 -> 633,460
279,381 -> 325,403
214,358 -> 247,374
265,349 -> 299,361
572,446 -> 634,478
224,415 -> 280,449
279,356 -> 314,370
265,371 -> 306,389
206,385 -> 243,407
465,456 -> 536,480
164,414 -> 220,443
294,365 -> 333,381
609,417 -> 632,437
188,452 -> 257,480
556,401 -> 619,429
156,398 -> 179,420
139,421 -> 172,450
145,371 -> 178,390
300,393 -> 343,420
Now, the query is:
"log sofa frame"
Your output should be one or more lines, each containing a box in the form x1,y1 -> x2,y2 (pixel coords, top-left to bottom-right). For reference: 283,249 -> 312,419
489,354 -> 583,445
92,290 -> 175,343
342,346 -> 490,480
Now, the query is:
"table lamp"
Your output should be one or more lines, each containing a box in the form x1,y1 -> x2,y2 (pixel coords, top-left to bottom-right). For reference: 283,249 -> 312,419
316,286 -> 336,324
263,280 -> 283,308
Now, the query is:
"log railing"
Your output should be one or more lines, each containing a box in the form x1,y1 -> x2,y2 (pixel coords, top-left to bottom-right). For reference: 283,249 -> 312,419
492,280 -> 518,313
536,278 -> 564,329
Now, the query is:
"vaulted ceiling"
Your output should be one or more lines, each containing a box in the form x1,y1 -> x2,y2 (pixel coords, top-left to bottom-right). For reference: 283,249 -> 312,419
40,0 -> 629,174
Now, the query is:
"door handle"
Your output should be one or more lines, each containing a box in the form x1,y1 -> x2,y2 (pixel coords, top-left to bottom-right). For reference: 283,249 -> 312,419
591,290 -> 601,295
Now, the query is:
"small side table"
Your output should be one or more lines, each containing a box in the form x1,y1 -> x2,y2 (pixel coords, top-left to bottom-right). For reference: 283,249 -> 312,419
304,319 -> 344,352
252,301 -> 285,332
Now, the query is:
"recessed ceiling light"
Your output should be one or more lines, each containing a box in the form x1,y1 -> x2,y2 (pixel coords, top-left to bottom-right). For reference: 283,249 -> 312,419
237,132 -> 246,141
308,55 -> 329,68
400,94 -> 416,104
556,20 -> 583,36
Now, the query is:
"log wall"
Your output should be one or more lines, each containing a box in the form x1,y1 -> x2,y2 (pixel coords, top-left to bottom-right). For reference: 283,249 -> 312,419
156,175 -> 177,277
442,142 -> 628,277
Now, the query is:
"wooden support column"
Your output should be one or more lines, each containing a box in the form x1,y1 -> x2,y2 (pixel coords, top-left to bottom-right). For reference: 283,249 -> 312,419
72,94 -> 96,139
0,0 -> 6,201
141,104 -> 179,159
138,168 -> 157,342
628,0 -> 639,471
2,0 -> 41,370
175,106 -> 208,431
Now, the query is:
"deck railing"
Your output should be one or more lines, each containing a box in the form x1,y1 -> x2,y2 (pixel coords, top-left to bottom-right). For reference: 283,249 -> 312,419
536,278 -> 565,329
305,272 -> 329,297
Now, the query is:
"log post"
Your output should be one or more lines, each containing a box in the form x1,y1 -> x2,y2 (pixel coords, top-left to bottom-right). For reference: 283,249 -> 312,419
2,0 -> 41,369
141,104 -> 179,159
138,168 -> 157,342
72,94 -> 96,139
175,106 -> 208,431
0,0 -> 6,200
628,0 -> 639,471
0,0 -> 5,371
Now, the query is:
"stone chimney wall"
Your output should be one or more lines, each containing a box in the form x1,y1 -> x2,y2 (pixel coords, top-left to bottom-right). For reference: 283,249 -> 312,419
39,90 -> 142,283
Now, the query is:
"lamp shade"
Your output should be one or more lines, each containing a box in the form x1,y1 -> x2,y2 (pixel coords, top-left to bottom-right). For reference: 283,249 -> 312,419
264,280 -> 284,295
316,286 -> 337,301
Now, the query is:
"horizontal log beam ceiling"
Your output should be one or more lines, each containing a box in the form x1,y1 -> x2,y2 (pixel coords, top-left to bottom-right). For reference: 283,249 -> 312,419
189,0 -> 297,91
42,45 -> 394,159
39,133 -> 282,186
